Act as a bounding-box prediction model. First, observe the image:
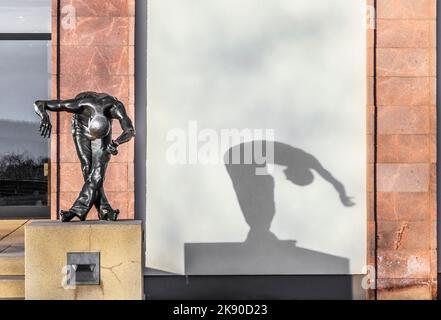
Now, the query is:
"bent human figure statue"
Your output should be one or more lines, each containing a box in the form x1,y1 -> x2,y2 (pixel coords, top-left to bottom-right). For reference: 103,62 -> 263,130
34,92 -> 135,222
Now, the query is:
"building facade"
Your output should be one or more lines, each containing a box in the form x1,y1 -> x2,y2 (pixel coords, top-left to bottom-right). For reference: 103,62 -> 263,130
0,0 -> 440,300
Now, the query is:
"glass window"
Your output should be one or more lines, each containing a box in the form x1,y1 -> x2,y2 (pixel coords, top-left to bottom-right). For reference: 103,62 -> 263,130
0,41 -> 51,208
0,0 -> 51,217
0,0 -> 51,33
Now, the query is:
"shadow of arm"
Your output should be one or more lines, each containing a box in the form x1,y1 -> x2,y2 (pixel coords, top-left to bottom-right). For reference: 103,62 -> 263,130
311,158 -> 355,207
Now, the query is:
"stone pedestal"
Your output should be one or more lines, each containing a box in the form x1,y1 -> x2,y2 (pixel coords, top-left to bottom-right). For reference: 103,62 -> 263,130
25,220 -> 143,300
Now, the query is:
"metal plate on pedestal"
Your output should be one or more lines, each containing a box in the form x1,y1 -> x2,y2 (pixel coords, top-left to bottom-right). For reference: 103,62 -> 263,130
67,252 -> 100,285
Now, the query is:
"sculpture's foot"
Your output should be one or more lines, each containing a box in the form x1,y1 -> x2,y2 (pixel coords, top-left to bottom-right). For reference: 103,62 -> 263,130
98,211 -> 108,221
98,208 -> 119,221
60,210 -> 77,222
60,210 -> 87,222
107,209 -> 120,222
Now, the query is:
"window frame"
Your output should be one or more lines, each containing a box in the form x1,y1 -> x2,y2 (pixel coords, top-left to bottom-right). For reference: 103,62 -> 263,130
0,33 -> 50,41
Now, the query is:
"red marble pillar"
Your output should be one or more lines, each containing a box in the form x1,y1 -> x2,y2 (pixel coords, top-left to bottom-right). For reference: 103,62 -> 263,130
368,0 -> 437,299
51,0 -> 135,220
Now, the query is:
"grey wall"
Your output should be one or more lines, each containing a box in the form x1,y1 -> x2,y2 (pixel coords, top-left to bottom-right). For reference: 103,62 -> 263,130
135,0 -> 370,299
145,0 -> 366,276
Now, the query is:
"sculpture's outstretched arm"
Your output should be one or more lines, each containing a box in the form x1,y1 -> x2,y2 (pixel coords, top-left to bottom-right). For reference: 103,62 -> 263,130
34,99 -> 82,114
34,99 -> 83,138
310,158 -> 355,207
107,100 -> 135,155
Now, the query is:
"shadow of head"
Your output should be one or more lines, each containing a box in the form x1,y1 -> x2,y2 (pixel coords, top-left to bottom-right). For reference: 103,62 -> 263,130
283,167 -> 314,186
223,141 -> 320,187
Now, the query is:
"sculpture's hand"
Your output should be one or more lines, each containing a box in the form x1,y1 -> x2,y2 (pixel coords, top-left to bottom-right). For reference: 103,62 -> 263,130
340,194 -> 356,207
35,101 -> 52,139
106,140 -> 119,156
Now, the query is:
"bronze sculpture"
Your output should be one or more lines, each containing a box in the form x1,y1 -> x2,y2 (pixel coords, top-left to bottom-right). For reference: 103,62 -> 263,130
34,92 -> 135,222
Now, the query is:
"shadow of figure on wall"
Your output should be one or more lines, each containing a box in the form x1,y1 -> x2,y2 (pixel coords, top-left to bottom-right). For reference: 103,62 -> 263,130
225,141 -> 355,243
185,141 -> 355,277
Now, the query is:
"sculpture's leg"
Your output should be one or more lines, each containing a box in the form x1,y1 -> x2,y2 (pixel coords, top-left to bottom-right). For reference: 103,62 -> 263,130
60,122 -> 93,222
91,134 -> 119,221
67,150 -> 110,220
61,122 -> 117,222
72,128 -> 115,220
94,188 -> 114,220
73,128 -> 92,181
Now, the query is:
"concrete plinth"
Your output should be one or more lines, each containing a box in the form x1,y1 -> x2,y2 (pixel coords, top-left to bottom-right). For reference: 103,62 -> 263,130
25,220 -> 143,300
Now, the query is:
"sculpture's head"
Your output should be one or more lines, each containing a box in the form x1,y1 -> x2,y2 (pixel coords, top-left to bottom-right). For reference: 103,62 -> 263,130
87,115 -> 111,140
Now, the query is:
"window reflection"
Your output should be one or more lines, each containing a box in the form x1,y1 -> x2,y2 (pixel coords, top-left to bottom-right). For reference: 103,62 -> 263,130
0,0 -> 51,33
0,41 -> 50,207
